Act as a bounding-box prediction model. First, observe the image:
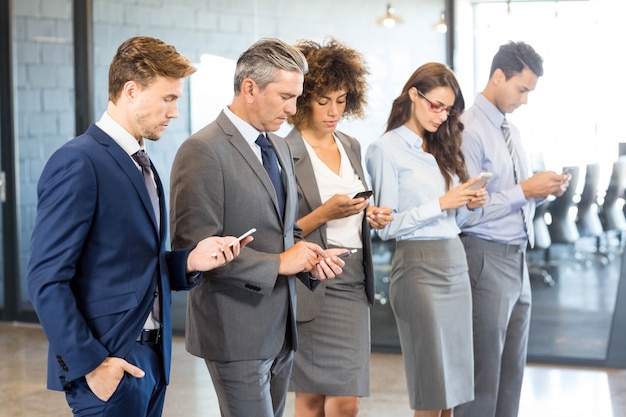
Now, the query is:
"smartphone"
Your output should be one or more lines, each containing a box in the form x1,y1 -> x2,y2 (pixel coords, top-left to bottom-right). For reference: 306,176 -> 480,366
353,190 -> 373,199
228,228 -> 257,247
337,249 -> 358,258
213,228 -> 256,257
469,172 -> 492,190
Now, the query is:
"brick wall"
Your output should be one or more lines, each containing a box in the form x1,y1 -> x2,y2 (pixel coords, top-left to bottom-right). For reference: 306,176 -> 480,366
15,0 -> 446,313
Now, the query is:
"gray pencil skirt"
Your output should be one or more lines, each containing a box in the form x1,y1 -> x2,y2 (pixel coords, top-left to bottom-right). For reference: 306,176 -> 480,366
390,237 -> 474,410
289,250 -> 370,396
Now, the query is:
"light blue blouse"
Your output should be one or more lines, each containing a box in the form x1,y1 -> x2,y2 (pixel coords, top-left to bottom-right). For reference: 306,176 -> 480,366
365,125 -> 478,241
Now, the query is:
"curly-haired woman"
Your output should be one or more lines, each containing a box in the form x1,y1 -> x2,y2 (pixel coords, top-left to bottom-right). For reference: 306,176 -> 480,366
285,38 -> 393,417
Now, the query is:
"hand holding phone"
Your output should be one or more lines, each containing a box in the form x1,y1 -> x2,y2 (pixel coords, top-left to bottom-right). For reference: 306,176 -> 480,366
468,172 -> 492,190
212,228 -> 256,258
316,248 -> 357,267
337,248 -> 358,258
228,228 -> 256,247
353,191 -> 373,199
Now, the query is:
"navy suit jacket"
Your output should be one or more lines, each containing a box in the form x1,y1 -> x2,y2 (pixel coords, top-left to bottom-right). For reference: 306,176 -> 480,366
26,124 -> 197,391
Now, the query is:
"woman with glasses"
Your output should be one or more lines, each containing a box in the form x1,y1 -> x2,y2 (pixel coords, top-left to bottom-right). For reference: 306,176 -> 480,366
365,62 -> 487,417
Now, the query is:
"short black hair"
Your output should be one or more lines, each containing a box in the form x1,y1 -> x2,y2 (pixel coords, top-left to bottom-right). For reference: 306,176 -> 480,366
489,41 -> 543,80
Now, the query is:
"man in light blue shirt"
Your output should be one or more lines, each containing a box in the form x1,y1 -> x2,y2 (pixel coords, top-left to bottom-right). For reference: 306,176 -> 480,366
455,42 -> 570,417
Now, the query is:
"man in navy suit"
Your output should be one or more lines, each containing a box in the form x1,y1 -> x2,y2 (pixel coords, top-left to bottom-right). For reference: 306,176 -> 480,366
26,36 -> 248,417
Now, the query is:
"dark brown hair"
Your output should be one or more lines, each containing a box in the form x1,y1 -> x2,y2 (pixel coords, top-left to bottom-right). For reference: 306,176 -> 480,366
288,37 -> 368,129
386,62 -> 467,189
108,36 -> 196,102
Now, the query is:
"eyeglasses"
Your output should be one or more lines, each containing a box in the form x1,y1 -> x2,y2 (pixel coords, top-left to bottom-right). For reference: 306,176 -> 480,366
417,90 -> 458,117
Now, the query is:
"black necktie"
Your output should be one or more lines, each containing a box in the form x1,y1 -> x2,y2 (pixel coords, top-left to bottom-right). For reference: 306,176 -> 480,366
132,150 -> 161,322
255,134 -> 285,218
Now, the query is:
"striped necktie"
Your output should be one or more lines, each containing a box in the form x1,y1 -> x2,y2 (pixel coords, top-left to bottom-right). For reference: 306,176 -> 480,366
501,118 -> 519,183
502,119 -> 534,247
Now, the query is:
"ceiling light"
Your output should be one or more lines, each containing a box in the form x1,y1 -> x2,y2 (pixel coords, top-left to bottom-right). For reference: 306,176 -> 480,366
375,3 -> 404,29
436,12 -> 447,33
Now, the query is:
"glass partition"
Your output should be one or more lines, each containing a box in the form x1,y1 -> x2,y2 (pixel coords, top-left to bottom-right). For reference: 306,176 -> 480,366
450,0 -> 626,367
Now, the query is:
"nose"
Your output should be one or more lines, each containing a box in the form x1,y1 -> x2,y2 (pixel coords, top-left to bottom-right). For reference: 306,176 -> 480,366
438,111 -> 448,122
328,101 -> 338,116
167,101 -> 179,119
285,98 -> 297,116
520,92 -> 529,105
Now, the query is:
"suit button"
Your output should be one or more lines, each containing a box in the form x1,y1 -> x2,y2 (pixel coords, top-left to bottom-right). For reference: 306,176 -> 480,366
56,355 -> 68,371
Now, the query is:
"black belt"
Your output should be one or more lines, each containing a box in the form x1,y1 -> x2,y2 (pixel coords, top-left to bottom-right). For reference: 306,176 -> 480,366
136,327 -> 161,344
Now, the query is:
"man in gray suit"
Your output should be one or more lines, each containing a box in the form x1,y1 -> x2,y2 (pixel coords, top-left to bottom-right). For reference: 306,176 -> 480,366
169,38 -> 346,417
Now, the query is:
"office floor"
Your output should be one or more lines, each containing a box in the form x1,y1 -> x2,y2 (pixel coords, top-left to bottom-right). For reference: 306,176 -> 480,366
1,322 -> 626,417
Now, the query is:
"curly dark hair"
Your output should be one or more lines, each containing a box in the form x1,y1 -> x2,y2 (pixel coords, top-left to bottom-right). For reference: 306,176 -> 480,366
386,62 -> 467,189
288,38 -> 369,129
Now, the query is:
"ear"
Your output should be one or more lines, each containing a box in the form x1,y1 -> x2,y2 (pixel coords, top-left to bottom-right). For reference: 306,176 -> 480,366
492,68 -> 506,85
122,80 -> 139,101
241,78 -> 257,103
408,86 -> 419,102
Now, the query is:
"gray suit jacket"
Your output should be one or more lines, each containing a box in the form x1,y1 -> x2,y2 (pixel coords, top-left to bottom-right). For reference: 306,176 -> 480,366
285,128 -> 375,322
170,111 -> 318,361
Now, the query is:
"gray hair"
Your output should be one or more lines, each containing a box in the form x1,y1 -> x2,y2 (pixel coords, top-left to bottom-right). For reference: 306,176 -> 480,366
234,38 -> 308,94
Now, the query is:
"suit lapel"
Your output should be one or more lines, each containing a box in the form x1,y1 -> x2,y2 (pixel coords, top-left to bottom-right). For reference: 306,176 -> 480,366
152,166 -> 167,244
335,131 -> 368,190
286,128 -> 327,245
267,133 -> 292,226
217,112 -> 284,222
90,126 -> 161,235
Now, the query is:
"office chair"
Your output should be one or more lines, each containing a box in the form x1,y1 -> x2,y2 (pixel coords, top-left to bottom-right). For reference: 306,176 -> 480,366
529,198 -> 555,286
527,152 -> 555,285
599,158 -> 626,251
576,163 -> 610,265
546,165 -> 590,269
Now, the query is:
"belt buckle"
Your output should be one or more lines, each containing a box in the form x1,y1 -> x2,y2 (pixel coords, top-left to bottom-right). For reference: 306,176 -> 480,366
137,327 -> 162,344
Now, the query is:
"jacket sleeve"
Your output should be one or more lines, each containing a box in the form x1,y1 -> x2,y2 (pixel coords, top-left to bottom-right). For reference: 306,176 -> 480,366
26,147 -> 109,385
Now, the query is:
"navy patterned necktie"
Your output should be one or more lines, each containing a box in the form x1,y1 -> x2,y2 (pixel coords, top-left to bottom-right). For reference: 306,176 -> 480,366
255,134 -> 285,218
133,150 -> 161,322
132,150 -> 160,231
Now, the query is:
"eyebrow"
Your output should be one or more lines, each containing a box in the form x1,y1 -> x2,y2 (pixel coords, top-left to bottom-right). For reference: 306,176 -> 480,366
319,93 -> 348,100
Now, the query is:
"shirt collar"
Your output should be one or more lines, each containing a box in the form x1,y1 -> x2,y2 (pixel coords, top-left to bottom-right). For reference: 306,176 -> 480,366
95,111 -> 143,156
394,125 -> 424,149
474,93 -> 506,130
223,106 -> 265,149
